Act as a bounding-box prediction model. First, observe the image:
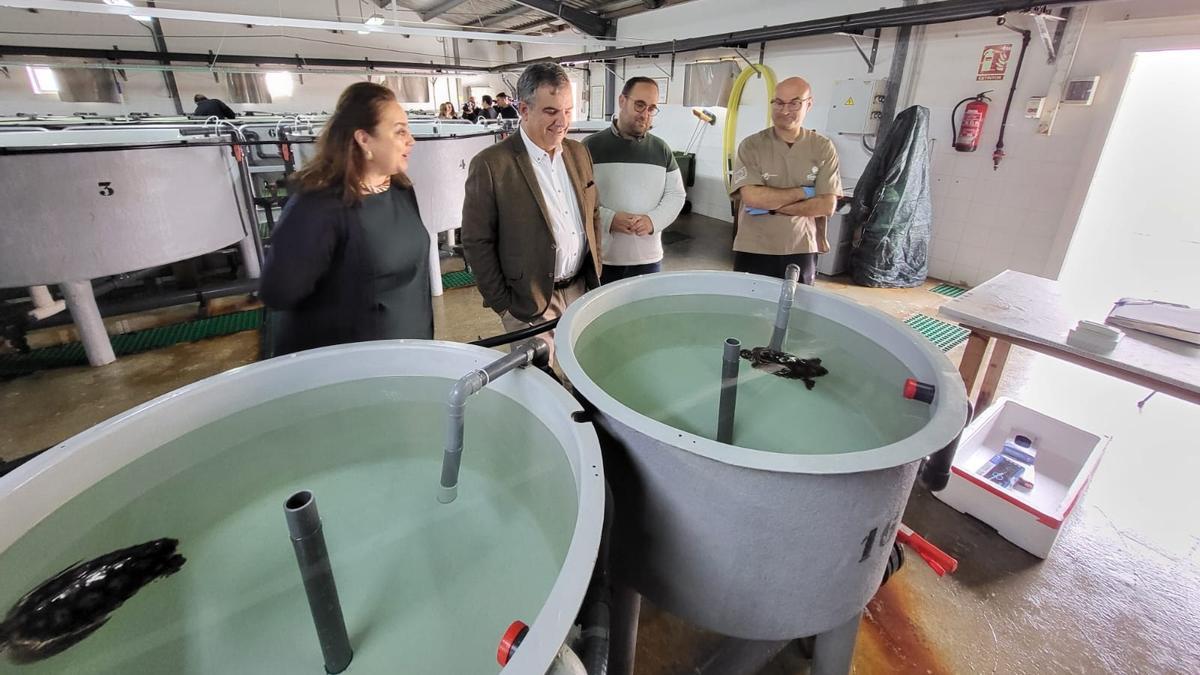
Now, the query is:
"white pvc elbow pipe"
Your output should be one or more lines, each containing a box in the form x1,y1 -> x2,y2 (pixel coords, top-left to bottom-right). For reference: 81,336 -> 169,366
27,285 -> 66,321
545,644 -> 587,675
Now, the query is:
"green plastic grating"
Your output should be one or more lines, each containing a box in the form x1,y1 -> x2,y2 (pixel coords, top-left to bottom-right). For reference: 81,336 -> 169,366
929,283 -> 968,298
441,270 -> 476,290
0,309 -> 263,376
904,314 -> 970,352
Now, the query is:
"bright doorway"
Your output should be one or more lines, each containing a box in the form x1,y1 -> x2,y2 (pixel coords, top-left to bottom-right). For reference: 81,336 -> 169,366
1058,49 -> 1200,306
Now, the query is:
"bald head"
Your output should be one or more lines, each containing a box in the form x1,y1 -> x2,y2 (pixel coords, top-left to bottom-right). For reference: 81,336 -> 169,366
770,77 -> 814,139
776,77 -> 812,100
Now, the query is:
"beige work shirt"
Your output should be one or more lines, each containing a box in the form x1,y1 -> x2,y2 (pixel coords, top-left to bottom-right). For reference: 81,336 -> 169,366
728,127 -> 842,255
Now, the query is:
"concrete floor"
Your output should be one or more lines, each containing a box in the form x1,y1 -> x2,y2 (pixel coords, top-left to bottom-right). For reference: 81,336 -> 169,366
2,213 -> 1197,673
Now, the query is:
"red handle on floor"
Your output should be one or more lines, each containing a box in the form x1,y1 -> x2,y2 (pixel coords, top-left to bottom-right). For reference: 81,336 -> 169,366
898,524 -> 958,576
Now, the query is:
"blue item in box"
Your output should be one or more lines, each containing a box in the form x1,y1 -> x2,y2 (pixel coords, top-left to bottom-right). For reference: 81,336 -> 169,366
1002,434 -> 1037,464
977,453 -> 1026,488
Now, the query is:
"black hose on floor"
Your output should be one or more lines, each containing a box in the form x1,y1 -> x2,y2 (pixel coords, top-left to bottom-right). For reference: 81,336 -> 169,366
579,480 -> 615,675
470,318 -> 559,349
0,445 -> 52,479
880,541 -> 906,587
919,401 -> 974,492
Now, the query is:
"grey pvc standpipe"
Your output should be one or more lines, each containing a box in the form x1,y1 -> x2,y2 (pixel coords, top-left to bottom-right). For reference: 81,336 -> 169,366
768,264 -> 801,351
717,338 -> 741,444
438,341 -> 547,504
438,369 -> 486,504
810,610 -> 862,675
284,490 -> 352,674
60,280 -> 116,366
607,585 -> 641,675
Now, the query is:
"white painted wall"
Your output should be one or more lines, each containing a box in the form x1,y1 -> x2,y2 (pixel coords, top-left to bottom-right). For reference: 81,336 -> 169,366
614,0 -> 1200,286
616,0 -> 899,222
917,5 -> 1200,287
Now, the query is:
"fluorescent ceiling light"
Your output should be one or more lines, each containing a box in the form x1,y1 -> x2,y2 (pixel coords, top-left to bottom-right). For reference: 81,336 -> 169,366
26,65 -> 59,94
357,29 -> 370,34
103,0 -> 150,23
364,13 -> 385,26
265,71 -> 293,98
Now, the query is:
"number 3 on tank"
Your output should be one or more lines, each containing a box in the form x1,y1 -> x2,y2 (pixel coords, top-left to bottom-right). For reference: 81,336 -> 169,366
98,181 -> 114,196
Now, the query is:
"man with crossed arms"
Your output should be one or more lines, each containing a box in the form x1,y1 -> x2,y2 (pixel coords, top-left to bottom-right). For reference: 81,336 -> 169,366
728,76 -> 842,285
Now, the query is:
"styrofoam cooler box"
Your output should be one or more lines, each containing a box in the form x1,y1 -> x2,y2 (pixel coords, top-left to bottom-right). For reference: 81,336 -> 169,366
933,397 -> 1110,558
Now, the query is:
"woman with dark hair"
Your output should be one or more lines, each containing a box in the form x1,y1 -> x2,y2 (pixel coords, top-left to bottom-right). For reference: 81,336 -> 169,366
260,82 -> 434,356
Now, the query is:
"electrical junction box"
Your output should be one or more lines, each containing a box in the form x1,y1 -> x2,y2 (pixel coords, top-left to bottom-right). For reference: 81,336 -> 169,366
1025,96 -> 1045,118
1062,76 -> 1100,105
828,78 -> 888,135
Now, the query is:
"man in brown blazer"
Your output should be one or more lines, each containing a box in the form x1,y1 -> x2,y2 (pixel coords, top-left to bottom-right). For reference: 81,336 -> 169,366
462,63 -> 601,364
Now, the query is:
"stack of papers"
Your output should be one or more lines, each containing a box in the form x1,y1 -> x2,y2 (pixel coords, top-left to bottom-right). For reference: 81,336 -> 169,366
1106,298 -> 1200,346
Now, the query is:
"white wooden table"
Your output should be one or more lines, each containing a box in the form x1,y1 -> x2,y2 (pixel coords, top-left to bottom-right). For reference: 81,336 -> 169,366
938,270 -> 1200,409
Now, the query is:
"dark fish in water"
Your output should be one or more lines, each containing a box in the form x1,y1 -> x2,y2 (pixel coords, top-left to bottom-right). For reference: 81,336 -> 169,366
0,538 -> 185,664
740,347 -> 829,390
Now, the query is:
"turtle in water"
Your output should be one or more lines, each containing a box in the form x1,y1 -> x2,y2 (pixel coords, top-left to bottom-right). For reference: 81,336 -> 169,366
0,538 -> 185,664
739,347 -> 829,390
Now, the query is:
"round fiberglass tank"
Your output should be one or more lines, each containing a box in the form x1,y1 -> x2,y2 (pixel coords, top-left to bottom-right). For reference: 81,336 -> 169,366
0,342 -> 603,674
556,271 -> 967,641
0,134 -> 250,288
292,126 -> 496,235
566,120 -> 609,141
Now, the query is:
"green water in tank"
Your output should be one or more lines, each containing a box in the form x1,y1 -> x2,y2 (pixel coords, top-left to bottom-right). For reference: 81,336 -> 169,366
574,294 -> 930,454
0,377 -> 577,674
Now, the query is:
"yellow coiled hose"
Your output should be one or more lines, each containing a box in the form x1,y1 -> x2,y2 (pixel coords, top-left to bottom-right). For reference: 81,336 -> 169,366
723,64 -> 778,193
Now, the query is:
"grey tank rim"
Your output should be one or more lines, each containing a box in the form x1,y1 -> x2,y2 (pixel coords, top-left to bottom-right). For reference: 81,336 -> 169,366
0,340 -> 604,675
554,270 -> 968,474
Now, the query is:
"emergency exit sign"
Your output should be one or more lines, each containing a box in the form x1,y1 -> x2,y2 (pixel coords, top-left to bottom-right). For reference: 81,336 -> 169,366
977,44 -> 1012,81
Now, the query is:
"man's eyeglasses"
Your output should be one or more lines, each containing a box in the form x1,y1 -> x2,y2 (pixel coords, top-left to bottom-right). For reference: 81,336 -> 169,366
770,97 -> 812,111
632,100 -> 660,116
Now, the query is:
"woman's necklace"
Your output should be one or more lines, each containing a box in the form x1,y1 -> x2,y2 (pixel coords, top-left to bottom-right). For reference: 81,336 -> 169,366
360,176 -> 391,195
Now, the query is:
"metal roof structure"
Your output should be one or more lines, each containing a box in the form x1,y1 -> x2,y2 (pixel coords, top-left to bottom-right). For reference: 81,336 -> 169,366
376,0 -> 693,37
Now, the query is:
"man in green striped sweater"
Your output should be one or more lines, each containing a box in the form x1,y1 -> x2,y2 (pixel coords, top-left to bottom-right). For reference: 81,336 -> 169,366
583,77 -> 687,284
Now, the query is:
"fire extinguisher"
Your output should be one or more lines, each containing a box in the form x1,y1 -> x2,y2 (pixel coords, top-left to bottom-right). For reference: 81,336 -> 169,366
952,91 -> 992,152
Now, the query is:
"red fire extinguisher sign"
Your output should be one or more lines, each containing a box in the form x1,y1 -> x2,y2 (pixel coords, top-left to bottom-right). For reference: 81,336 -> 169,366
977,44 -> 1012,81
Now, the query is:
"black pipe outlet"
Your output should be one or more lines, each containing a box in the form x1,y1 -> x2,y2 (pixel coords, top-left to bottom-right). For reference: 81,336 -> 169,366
919,402 -> 974,492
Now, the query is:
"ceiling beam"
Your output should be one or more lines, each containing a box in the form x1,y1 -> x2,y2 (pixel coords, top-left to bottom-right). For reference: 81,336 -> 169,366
510,0 -> 610,36
601,0 -> 691,20
477,5 -> 533,28
499,0 -> 1100,67
506,16 -> 558,33
417,0 -> 471,22
0,0 -> 634,47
